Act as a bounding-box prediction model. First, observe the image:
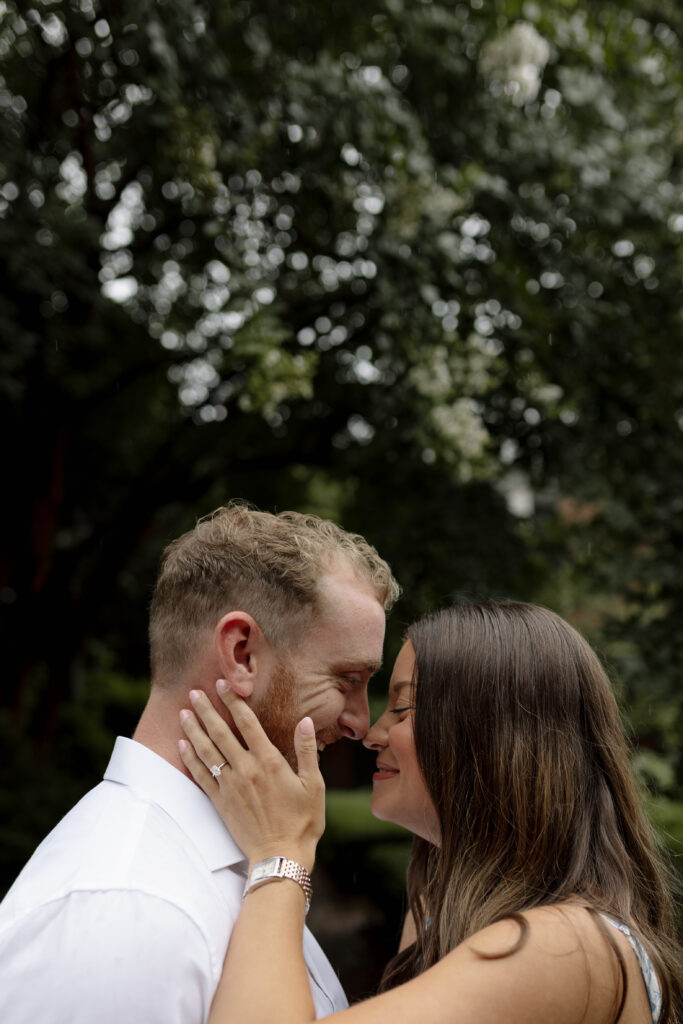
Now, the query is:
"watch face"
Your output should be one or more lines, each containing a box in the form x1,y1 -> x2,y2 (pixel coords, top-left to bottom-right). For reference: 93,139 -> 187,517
251,857 -> 280,882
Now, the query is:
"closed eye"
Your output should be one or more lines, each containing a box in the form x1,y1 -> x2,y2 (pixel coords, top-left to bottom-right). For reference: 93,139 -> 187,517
389,705 -> 415,716
338,675 -> 362,690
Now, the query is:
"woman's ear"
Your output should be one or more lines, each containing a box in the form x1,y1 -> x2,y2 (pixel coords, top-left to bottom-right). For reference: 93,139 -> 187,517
214,612 -> 265,698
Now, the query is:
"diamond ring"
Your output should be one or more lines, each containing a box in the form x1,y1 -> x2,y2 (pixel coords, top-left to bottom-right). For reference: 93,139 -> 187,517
210,761 -> 228,778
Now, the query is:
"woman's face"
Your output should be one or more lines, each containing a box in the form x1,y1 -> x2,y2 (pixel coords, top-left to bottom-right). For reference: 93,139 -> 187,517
363,641 -> 440,845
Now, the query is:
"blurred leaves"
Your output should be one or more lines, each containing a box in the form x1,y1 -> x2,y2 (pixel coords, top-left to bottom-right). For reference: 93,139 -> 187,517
1,0 -> 682,901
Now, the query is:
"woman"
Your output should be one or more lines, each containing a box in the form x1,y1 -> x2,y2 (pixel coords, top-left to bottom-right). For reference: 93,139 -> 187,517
179,601 -> 682,1024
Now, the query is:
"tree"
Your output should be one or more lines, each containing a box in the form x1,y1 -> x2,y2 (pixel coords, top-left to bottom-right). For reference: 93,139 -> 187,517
1,0 -> 682,901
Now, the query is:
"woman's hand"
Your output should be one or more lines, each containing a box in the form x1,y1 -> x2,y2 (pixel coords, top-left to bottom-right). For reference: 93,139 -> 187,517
178,681 -> 325,871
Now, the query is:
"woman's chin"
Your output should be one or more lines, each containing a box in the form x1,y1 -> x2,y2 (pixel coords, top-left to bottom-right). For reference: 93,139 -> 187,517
369,796 -> 394,825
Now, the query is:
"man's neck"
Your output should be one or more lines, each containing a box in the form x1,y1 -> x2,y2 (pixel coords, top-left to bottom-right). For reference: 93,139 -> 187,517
133,686 -> 190,777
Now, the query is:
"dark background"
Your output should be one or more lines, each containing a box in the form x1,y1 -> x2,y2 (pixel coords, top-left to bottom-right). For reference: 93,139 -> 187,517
1,0 -> 682,999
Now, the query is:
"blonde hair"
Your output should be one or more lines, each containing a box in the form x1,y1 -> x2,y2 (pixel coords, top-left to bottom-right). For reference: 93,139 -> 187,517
149,502 -> 399,681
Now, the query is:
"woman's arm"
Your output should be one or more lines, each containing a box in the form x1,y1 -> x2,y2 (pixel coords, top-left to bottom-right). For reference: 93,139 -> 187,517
318,906 -> 632,1024
179,687 -> 632,1024
214,900 -> 625,1024
217,906 -> 632,1024
212,866 -> 315,1023
179,685 -> 322,1023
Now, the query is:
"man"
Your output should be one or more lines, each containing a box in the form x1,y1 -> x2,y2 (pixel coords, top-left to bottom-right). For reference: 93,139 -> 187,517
0,504 -> 399,1023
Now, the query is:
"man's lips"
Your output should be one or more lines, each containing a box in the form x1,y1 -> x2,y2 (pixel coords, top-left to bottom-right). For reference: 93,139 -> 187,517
373,761 -> 399,782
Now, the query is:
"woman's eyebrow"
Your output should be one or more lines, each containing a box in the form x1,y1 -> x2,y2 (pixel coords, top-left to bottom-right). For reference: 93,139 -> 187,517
389,680 -> 414,696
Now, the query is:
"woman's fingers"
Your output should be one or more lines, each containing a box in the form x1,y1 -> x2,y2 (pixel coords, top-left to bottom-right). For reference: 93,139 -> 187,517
178,683 -> 325,865
179,705 -> 227,772
179,684 -> 281,782
186,689 -> 247,763
180,685 -> 282,781
179,693 -> 243,788
178,735 -> 218,796
294,717 -> 322,787
215,678 -> 282,757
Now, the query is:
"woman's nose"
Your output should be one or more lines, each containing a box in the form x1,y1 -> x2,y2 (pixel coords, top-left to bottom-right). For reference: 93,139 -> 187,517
362,716 -> 388,751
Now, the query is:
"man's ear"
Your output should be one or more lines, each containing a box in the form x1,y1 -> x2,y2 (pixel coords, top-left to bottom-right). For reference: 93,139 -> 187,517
214,612 -> 269,698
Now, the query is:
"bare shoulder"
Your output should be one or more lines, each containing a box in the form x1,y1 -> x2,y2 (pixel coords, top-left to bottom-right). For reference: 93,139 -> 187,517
447,906 -> 619,1021
466,903 -> 615,961
336,904 -> 651,1024
439,904 -> 649,1024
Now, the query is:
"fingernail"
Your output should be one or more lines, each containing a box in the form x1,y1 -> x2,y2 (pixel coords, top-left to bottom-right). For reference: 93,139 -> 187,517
216,678 -> 228,694
178,739 -> 188,753
180,709 -> 191,723
299,717 -> 315,736
189,690 -> 200,704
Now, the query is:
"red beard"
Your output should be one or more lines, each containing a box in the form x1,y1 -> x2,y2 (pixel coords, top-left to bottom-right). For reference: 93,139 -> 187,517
252,659 -> 302,770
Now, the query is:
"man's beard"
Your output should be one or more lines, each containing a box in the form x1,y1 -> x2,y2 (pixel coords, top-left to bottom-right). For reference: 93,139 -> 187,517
252,659 -> 302,770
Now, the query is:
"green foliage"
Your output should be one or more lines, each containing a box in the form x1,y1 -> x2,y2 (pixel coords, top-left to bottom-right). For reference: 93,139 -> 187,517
322,790 -> 412,898
646,797 -> 683,860
324,788 -> 410,845
1,0 -> 682,921
0,659 -> 148,886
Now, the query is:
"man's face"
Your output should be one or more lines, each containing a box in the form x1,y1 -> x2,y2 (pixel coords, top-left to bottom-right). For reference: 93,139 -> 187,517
256,571 -> 386,765
252,660 -> 301,769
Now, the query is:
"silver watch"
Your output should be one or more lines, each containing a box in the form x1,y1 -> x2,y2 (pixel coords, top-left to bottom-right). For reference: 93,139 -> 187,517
243,856 -> 313,915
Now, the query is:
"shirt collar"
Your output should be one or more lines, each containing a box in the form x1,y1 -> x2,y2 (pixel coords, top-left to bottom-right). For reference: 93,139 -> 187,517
103,736 -> 248,875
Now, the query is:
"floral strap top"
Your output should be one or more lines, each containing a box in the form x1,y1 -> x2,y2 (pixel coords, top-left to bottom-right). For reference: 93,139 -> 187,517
601,915 -> 662,1024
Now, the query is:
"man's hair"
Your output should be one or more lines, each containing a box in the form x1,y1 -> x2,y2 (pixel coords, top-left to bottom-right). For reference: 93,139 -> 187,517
148,502 -> 399,681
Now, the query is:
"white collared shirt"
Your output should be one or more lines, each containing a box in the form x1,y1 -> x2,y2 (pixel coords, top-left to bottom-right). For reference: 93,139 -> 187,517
0,737 -> 347,1023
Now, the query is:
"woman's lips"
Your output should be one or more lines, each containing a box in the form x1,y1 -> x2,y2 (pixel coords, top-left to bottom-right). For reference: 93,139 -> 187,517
373,761 -> 399,782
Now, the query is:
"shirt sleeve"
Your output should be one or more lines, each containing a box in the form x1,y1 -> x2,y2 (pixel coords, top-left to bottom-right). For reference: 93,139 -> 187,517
0,890 -> 216,1024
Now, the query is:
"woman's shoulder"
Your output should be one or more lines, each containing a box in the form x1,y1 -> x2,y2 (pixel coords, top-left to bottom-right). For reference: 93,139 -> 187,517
338,904 -> 655,1024
465,901 -> 610,957
420,903 -> 652,1024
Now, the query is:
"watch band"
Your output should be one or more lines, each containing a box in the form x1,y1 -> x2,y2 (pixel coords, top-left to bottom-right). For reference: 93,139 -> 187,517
243,856 -> 313,915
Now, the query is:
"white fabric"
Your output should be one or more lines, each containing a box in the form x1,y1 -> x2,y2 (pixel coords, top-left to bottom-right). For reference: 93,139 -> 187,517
0,737 -> 347,1023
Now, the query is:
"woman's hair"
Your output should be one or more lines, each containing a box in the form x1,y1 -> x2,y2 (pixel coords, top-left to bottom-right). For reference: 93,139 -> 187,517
379,602 -> 682,1022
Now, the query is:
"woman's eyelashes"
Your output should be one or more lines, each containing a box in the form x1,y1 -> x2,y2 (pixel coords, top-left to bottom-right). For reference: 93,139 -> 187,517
389,704 -> 415,717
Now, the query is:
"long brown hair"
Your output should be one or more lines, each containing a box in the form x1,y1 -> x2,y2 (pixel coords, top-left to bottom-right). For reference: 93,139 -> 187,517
380,602 -> 682,1022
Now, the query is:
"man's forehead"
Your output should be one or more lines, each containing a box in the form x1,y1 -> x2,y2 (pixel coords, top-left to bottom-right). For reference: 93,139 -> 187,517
317,565 -> 382,602
317,573 -> 387,626
306,606 -> 385,671
302,569 -> 386,660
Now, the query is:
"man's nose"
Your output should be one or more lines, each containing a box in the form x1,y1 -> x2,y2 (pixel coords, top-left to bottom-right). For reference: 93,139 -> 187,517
338,689 -> 370,741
